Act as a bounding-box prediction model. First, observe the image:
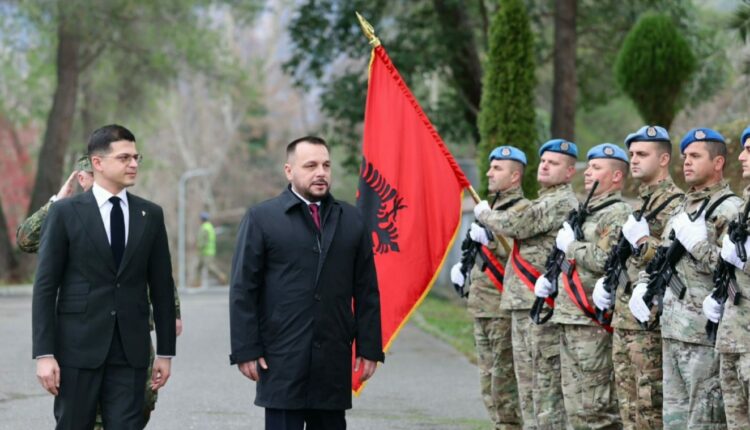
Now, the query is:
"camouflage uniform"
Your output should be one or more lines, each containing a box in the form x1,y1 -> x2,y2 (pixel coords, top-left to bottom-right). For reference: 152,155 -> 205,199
611,178 -> 683,430
553,190 -> 629,429
660,180 -> 741,429
16,180 -> 181,429
469,188 -> 524,430
480,183 -> 577,429
716,186 -> 750,430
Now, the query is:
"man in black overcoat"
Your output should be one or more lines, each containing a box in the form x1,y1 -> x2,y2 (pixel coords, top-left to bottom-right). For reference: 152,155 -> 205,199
32,124 -> 176,429
229,136 -> 384,430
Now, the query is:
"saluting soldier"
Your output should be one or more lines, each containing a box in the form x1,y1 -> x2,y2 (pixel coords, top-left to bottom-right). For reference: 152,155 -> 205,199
536,143 -> 631,429
593,126 -> 684,429
451,146 -> 528,429
630,128 -> 741,429
704,126 -> 750,429
474,139 -> 578,429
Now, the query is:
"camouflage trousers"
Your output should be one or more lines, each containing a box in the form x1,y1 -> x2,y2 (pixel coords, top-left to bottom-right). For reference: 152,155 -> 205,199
719,352 -> 750,430
474,315 -> 522,430
612,328 -> 662,429
663,338 -> 726,429
510,310 -> 567,430
560,324 -> 621,430
94,341 -> 158,429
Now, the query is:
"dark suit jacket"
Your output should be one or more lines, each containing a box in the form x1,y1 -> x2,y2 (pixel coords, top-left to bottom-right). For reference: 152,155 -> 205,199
229,187 -> 384,410
32,189 -> 176,369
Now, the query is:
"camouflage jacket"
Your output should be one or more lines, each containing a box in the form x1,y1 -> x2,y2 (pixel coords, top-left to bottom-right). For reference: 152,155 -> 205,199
660,180 -> 741,346
716,185 -> 750,354
552,191 -> 631,327
478,183 -> 578,310
15,199 -> 182,320
612,178 -> 684,331
467,188 -> 527,318
16,201 -> 52,253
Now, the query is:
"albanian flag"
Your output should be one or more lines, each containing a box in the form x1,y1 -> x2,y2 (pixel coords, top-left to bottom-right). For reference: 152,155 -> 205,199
353,42 -> 471,393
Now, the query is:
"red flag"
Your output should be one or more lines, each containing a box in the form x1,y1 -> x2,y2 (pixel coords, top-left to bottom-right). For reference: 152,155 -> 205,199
354,45 -> 471,393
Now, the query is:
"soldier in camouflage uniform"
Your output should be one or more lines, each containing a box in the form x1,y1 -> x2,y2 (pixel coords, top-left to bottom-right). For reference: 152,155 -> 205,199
705,126 -> 750,430
593,126 -> 684,429
536,143 -> 631,429
475,139 -> 578,429
17,155 -> 182,428
630,128 -> 741,429
452,146 -> 527,429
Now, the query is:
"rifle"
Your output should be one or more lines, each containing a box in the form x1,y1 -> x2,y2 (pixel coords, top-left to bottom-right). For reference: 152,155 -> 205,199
595,195 -> 652,324
705,199 -> 750,343
453,192 -> 502,297
530,180 -> 599,324
638,198 -> 710,330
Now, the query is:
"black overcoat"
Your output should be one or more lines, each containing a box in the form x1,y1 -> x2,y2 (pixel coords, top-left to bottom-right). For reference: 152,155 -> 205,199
229,187 -> 384,410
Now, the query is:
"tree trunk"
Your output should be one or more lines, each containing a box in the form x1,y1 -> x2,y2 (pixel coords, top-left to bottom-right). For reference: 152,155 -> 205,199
27,17 -> 80,215
0,198 -> 19,281
432,0 -> 484,144
551,0 -> 577,141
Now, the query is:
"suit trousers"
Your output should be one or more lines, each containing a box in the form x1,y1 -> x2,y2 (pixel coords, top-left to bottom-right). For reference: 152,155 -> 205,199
265,408 -> 346,430
54,322 -> 147,430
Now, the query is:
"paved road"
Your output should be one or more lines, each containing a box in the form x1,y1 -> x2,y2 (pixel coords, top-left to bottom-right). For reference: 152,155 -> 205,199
0,289 -> 490,429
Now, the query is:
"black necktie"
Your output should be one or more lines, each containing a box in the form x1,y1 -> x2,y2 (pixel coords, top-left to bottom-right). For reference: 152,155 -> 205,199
110,196 -> 125,268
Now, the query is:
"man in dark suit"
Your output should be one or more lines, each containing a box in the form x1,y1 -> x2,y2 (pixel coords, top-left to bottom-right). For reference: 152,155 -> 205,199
229,136 -> 384,430
32,124 -> 177,429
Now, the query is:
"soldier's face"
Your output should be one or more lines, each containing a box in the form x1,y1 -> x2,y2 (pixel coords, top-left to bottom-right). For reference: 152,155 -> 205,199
537,152 -> 575,187
584,159 -> 624,195
682,142 -> 720,188
285,142 -> 331,202
91,140 -> 139,192
739,139 -> 750,179
628,141 -> 665,182
486,159 -> 518,193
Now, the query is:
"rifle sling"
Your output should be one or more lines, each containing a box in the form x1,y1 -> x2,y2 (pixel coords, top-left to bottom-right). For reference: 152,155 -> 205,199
561,263 -> 613,332
479,245 -> 506,293
511,242 -> 555,308
644,193 -> 684,222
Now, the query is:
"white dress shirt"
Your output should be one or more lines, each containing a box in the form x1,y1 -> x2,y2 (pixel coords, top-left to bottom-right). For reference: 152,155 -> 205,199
92,182 -> 129,245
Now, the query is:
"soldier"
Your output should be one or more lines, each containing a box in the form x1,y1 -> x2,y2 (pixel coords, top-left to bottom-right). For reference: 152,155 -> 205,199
630,127 -> 740,429
474,139 -> 578,429
704,126 -> 750,429
451,145 -> 526,429
17,155 -> 182,428
593,126 -> 684,429
536,143 -> 630,429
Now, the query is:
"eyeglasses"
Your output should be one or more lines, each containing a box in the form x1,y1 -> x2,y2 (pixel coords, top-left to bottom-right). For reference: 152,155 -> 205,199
99,153 -> 144,164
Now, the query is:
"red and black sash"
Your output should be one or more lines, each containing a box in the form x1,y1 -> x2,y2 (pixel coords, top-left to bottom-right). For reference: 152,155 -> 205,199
478,245 -> 505,293
511,242 -> 554,308
560,262 -> 613,333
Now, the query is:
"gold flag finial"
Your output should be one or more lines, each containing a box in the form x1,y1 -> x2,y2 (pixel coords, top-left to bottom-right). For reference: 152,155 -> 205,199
356,12 -> 381,47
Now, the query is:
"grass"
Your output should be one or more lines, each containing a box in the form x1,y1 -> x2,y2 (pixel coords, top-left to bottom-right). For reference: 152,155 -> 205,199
412,292 -> 477,364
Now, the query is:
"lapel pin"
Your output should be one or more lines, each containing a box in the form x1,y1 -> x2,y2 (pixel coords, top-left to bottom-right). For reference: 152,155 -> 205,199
142,210 -> 146,216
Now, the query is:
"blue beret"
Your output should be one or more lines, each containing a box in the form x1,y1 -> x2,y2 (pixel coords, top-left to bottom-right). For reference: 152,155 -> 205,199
489,145 -> 527,166
539,139 -> 578,159
624,125 -> 670,148
587,143 -> 629,164
740,126 -> 750,148
679,127 -> 725,154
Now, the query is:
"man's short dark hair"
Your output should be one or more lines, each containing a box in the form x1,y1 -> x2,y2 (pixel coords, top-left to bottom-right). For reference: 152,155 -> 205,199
87,124 -> 136,155
286,136 -> 329,159
705,140 -> 728,171
654,140 -> 672,158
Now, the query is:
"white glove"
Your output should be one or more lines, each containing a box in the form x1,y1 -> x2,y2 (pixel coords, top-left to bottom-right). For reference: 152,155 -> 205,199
450,263 -> 465,286
673,212 -> 707,253
622,214 -> 649,247
628,282 -> 652,323
474,200 -> 491,218
534,276 -> 554,298
469,222 -> 491,246
555,222 -> 576,252
702,293 -> 723,324
721,234 -> 749,270
593,277 -> 612,311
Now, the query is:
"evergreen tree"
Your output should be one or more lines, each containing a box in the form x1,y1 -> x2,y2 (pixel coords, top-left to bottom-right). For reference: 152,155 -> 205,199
615,13 -> 696,128
477,0 -> 538,197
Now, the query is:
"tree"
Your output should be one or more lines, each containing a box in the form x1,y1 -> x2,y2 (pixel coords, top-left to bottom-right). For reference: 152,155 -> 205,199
478,0 -> 538,197
614,13 -> 696,128
550,0 -> 576,140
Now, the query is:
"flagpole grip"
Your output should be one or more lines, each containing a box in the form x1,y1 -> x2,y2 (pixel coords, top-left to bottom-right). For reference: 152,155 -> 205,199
467,185 -> 481,203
